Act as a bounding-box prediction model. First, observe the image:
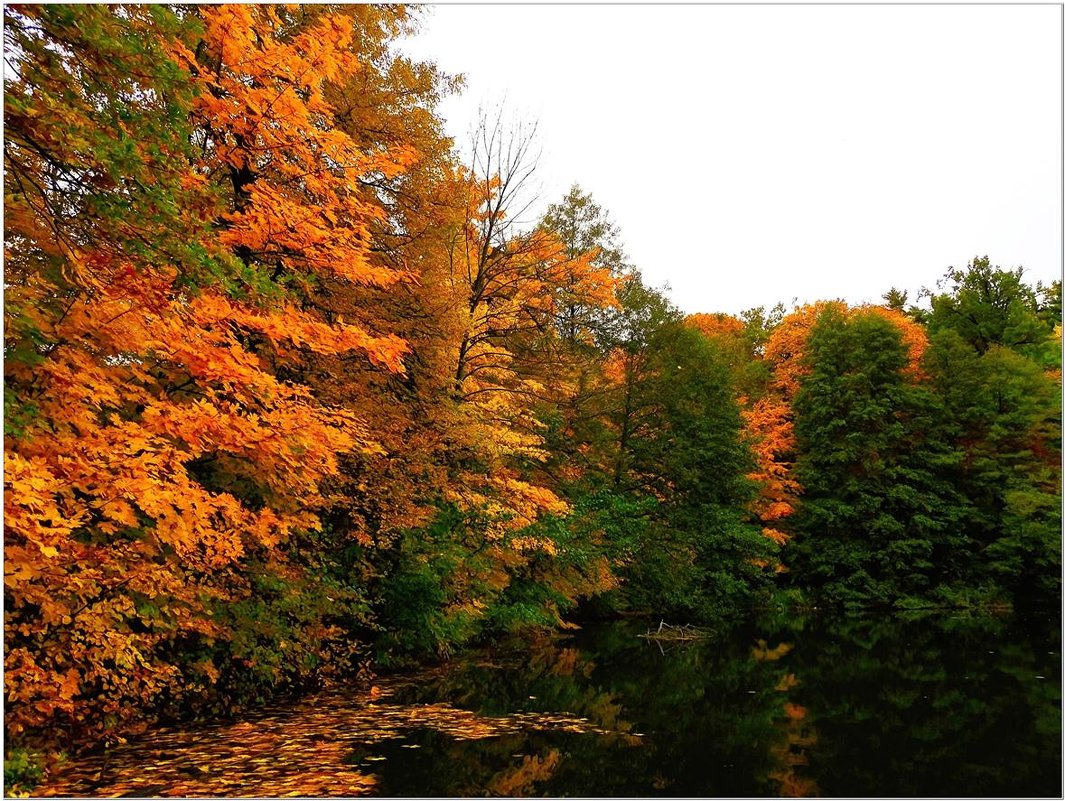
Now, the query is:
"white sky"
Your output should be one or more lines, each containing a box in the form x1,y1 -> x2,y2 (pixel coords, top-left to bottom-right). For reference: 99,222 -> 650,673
399,5 -> 1062,315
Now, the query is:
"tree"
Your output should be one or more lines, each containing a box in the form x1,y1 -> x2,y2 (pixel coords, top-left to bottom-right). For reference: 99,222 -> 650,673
596,274 -> 681,489
740,302 -> 845,557
920,259 -> 1060,603
924,331 -> 1061,603
788,309 -> 963,605
927,257 -> 1052,357
4,3 -> 420,743
540,184 -> 628,345
622,323 -> 773,617
882,287 -> 909,311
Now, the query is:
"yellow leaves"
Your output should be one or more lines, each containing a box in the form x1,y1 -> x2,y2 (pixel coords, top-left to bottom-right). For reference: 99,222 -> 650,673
509,537 -> 559,556
36,681 -> 632,798
776,673 -> 800,692
762,528 -> 791,546
194,659 -> 221,685
487,749 -> 562,797
5,454 -> 60,510
99,500 -> 139,529
751,639 -> 794,662
495,477 -> 569,520
601,349 -> 631,385
4,452 -> 84,549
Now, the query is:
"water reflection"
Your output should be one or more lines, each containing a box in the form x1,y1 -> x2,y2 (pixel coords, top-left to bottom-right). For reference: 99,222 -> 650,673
380,612 -> 1060,797
36,612 -> 1061,798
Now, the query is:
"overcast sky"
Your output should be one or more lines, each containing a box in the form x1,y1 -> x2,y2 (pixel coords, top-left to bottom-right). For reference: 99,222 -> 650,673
399,5 -> 1062,315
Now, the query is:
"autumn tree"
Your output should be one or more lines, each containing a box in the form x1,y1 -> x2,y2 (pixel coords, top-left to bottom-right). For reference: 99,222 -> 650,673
535,187 -> 631,485
738,302 -> 845,560
542,275 -> 773,619
540,184 -> 628,345
4,3 -> 423,743
684,312 -> 759,393
367,118 -> 622,657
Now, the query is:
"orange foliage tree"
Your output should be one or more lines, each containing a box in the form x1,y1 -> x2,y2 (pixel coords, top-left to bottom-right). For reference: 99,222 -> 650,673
440,115 -> 618,548
4,4 -> 421,743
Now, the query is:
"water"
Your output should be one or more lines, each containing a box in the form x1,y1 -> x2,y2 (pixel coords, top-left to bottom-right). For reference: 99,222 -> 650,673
38,612 -> 1061,798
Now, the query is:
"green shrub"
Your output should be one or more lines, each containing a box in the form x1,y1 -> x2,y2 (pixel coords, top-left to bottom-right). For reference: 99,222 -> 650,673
4,749 -> 43,796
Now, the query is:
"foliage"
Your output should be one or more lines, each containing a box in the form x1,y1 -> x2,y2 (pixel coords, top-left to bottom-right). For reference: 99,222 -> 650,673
787,275 -> 1060,607
599,321 -> 774,620
787,309 -> 962,605
4,749 -> 44,796
4,2 -> 423,747
3,4 -> 1060,761
927,256 -> 1053,358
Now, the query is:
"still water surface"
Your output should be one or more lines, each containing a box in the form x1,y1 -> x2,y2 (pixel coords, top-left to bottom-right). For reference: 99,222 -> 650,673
40,612 -> 1061,797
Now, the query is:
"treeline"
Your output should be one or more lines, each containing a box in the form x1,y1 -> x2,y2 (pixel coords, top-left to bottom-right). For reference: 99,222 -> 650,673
4,4 -> 1060,758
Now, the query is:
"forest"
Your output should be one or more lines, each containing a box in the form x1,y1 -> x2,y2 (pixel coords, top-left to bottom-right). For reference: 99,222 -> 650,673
3,4 -> 1061,787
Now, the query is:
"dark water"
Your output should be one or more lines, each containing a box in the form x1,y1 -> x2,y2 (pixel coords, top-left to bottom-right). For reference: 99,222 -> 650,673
371,612 -> 1062,798
39,612 -> 1061,798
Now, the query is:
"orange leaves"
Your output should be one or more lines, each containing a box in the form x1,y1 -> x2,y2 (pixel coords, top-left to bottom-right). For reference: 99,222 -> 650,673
188,293 -> 408,373
193,5 -> 259,76
783,702 -> 808,721
762,528 -> 791,546
182,7 -> 361,151
751,639 -> 794,662
765,301 -> 927,395
490,475 -> 569,529
764,301 -> 846,396
741,301 -> 929,557
217,183 -> 408,288
435,166 -> 618,560
182,6 -> 417,292
4,3 -> 432,747
686,312 -> 745,341
742,395 -> 799,550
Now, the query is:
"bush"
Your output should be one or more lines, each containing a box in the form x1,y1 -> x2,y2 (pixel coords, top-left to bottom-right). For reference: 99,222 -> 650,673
4,749 -> 43,796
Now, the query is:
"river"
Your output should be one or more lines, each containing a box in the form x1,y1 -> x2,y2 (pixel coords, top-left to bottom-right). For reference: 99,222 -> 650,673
37,611 -> 1061,797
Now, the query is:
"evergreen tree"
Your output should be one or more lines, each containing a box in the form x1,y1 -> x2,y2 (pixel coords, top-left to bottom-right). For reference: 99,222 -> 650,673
789,309 -> 963,605
620,323 -> 773,618
925,330 -> 1061,603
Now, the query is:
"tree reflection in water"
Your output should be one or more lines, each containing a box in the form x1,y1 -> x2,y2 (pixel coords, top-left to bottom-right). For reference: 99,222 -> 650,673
37,612 -> 1060,798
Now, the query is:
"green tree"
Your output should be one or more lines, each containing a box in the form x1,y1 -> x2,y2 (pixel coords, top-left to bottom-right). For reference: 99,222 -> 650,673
925,329 -> 1061,603
618,323 -> 773,618
540,184 -> 628,346
927,257 -> 1052,357
922,260 -> 1060,603
1035,280 -> 1061,327
789,309 -> 964,605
